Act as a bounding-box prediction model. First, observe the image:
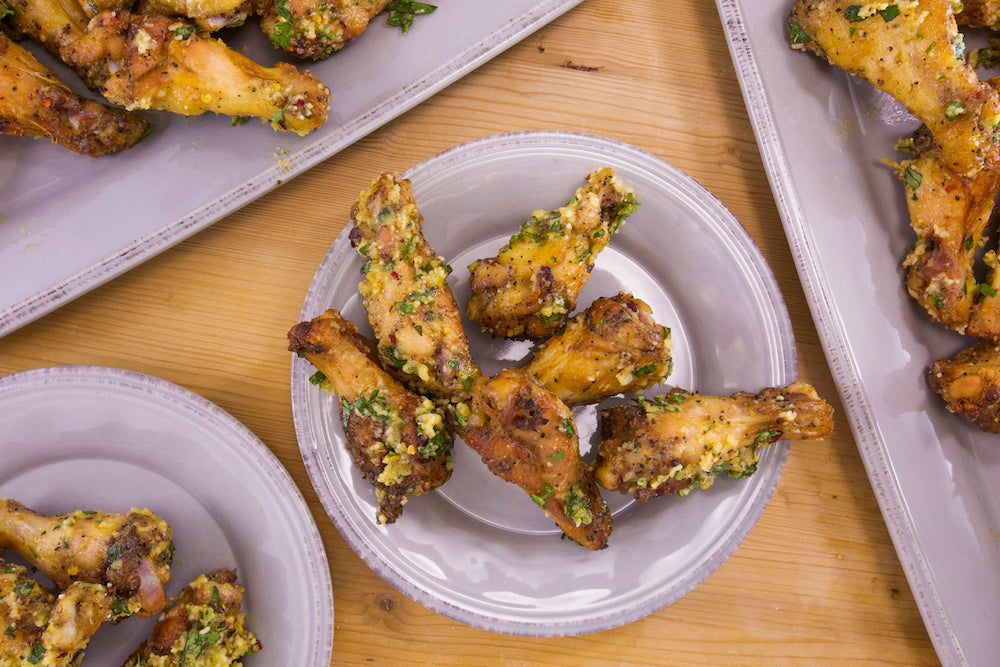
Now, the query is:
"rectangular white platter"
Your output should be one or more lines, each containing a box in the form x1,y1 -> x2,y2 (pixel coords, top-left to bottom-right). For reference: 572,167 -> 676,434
716,1 -> 1000,665
0,0 -> 583,337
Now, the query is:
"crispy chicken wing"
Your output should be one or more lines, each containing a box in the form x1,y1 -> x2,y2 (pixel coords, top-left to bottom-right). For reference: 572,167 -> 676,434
594,382 -> 834,501
957,0 -> 1000,29
59,10 -> 329,134
459,368 -> 613,550
122,569 -> 260,667
523,292 -> 673,407
140,0 -> 252,32
288,308 -> 453,524
928,339 -> 1000,431
788,0 -> 1000,176
466,168 -> 640,341
0,559 -> 112,666
257,0 -> 388,60
1,0 -> 88,57
349,172 -> 482,405
0,500 -> 173,619
894,128 -> 1000,333
0,33 -> 148,156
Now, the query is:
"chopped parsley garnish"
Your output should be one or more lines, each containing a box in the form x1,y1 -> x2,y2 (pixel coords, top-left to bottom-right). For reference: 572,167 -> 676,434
0,1 -> 16,21
547,451 -> 565,461
945,100 -> 967,121
529,483 -> 553,507
634,364 -> 657,377
903,165 -> 923,190
111,597 -> 131,618
26,643 -> 45,664
979,283 -> 998,298
106,544 -> 123,563
309,370 -> 328,385
787,21 -> 811,45
13,580 -> 35,597
565,486 -> 592,526
269,0 -> 292,49
386,0 -> 436,33
172,24 -> 196,40
878,4 -> 900,21
560,417 -> 575,437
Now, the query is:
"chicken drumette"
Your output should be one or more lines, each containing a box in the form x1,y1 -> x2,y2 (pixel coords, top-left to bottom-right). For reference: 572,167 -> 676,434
524,292 -> 673,407
288,308 -> 453,524
928,340 -> 1000,432
459,368 -> 613,550
466,168 -> 640,340
257,0 -> 389,60
595,382 -> 834,501
0,32 -> 149,156
122,569 -> 260,667
0,500 -> 173,619
349,172 -> 482,405
0,558 -> 112,666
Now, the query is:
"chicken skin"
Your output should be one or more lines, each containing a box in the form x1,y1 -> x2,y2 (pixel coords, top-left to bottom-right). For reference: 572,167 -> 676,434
122,569 -> 260,667
788,0 -> 1000,177
459,368 -> 613,550
349,172 -> 482,405
1,0 -> 88,58
927,340 -> 1000,431
466,168 -> 640,341
257,0 -> 388,60
0,500 -> 173,619
0,33 -> 148,156
59,10 -> 330,134
594,382 -> 834,501
288,308 -> 453,524
957,0 -> 1000,28
0,558 -> 112,666
523,292 -> 673,407
141,0 -> 252,32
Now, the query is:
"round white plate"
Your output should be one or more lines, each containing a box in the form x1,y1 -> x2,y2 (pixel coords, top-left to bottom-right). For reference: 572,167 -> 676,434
291,130 -> 796,635
0,365 -> 333,665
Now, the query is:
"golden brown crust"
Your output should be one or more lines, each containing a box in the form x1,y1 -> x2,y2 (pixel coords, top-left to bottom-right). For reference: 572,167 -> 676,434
257,0 -> 389,60
928,340 -> 1000,431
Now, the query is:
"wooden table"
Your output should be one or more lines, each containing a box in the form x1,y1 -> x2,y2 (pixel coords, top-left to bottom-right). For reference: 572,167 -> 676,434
0,0 -> 942,663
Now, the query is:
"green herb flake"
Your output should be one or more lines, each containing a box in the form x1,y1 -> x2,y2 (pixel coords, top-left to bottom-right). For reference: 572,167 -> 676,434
26,643 -> 45,665
106,544 -> 123,563
878,4 -> 900,21
844,5 -> 865,22
529,483 -> 553,507
979,283 -> 998,298
560,417 -> 575,437
945,100 -> 967,121
386,0 -> 437,33
903,165 -> 923,190
14,580 -> 35,597
634,364 -> 657,377
269,0 -> 292,49
547,451 -> 565,461
787,21 -> 811,45
309,370 -> 327,386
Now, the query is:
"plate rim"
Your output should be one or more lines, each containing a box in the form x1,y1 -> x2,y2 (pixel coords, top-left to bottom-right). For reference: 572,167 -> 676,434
290,129 -> 798,636
0,364 -> 335,666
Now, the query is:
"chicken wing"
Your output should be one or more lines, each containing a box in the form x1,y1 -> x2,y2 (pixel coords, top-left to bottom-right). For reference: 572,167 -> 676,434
927,339 -> 1000,431
459,368 -> 613,550
788,0 -> 1000,177
1,0 -> 88,57
121,569 -> 260,667
288,308 -> 453,524
957,0 -> 1000,29
59,10 -> 330,134
0,500 -> 173,619
140,0 -> 252,32
894,127 -> 1000,334
349,172 -> 482,405
0,33 -> 148,156
466,168 -> 640,340
257,0 -> 388,60
594,382 -> 834,501
523,292 -> 673,407
0,559 -> 112,666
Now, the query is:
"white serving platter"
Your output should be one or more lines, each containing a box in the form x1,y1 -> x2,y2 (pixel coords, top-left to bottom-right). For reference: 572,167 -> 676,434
717,1 -> 1000,664
0,0 -> 583,338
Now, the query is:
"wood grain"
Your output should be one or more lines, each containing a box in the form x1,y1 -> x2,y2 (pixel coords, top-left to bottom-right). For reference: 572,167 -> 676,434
0,0 -> 940,664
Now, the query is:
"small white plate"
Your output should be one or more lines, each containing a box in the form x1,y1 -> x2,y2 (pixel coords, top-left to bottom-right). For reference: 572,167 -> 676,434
0,365 -> 333,665
291,130 -> 796,635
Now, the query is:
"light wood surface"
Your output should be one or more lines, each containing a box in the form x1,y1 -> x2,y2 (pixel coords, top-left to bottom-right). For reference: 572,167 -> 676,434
0,0 -> 942,664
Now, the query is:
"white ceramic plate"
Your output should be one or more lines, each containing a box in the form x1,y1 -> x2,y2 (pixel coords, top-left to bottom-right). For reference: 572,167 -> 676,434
0,0 -> 583,339
290,130 -> 797,635
717,2 -> 1000,664
0,365 -> 332,665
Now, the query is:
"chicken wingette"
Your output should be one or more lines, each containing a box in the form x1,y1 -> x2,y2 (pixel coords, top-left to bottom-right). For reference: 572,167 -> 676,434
0,0 -> 88,58
257,0 -> 389,60
288,308 -> 453,524
59,10 -> 330,134
927,340 -> 1000,431
523,292 -> 673,407
459,369 -> 613,550
594,382 -> 834,501
466,167 -> 640,340
349,172 -> 482,405
121,569 -> 260,667
0,559 -> 112,667
788,0 -> 1000,177
0,33 -> 149,156
0,500 -> 173,619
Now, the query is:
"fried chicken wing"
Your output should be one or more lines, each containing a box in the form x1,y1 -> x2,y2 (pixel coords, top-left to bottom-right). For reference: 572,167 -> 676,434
1,0 -> 88,57
257,0 -> 388,60
59,10 -> 330,134
523,292 -> 673,407
122,569 -> 260,667
928,339 -> 1000,431
349,172 -> 482,405
288,308 -> 453,524
594,382 -> 834,501
0,500 -> 173,619
0,33 -> 148,156
788,0 -> 1000,176
1,559 -> 112,666
140,0 -> 252,32
894,128 -> 1000,333
466,168 -> 640,340
459,369 -> 613,550
957,0 -> 1000,29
